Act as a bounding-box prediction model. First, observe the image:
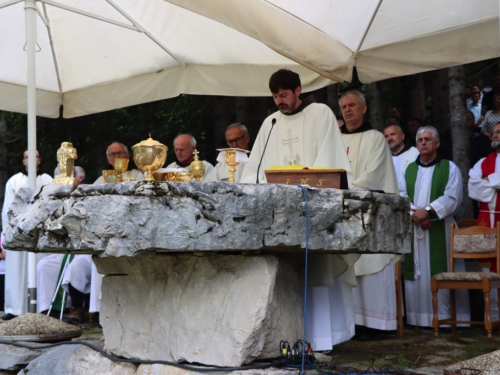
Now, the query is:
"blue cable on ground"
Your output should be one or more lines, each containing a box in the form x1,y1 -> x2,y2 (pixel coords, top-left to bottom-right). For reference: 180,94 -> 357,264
296,185 -> 310,375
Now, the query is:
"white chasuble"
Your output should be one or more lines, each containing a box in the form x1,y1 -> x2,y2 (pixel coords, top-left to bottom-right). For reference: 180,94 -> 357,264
241,103 -> 352,184
341,130 -> 399,276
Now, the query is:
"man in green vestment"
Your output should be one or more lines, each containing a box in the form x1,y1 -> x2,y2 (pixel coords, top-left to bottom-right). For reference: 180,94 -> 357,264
399,126 -> 470,327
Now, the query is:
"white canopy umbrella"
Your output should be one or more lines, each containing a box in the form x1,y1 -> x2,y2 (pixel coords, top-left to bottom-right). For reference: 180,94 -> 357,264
166,0 -> 500,84
0,0 -> 335,119
0,0 -> 335,312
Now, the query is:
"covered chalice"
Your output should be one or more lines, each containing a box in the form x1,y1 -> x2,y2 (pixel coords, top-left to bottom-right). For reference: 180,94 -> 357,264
132,135 -> 168,181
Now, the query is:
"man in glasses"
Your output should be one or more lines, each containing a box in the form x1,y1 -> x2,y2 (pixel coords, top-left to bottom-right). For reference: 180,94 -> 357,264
94,141 -> 144,184
166,134 -> 213,180
468,121 -> 500,322
1,150 -> 52,320
205,123 -> 250,182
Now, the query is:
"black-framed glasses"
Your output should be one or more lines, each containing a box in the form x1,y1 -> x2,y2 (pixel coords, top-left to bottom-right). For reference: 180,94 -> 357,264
24,156 -> 40,159
226,134 -> 246,145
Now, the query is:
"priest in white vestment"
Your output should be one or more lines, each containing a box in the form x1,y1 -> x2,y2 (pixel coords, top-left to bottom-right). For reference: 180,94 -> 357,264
94,142 -> 144,184
384,124 -> 420,188
240,69 -> 354,350
400,126 -> 470,327
205,123 -> 250,183
1,150 -> 52,320
339,91 -> 400,332
166,134 -> 213,180
468,121 -> 500,321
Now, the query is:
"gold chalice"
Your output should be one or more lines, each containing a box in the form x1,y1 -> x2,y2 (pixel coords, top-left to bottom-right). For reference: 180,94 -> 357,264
153,172 -> 167,181
224,149 -> 240,183
132,135 -> 168,181
102,170 -> 118,183
176,172 -> 193,182
113,158 -> 129,182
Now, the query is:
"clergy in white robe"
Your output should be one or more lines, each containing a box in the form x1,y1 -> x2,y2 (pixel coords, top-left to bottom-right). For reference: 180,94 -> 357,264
384,123 -> 420,188
340,91 -> 400,331
468,122 -> 500,321
1,150 -> 52,318
206,123 -> 251,183
240,100 -> 352,184
241,69 -> 354,350
167,134 -> 214,181
399,126 -> 470,327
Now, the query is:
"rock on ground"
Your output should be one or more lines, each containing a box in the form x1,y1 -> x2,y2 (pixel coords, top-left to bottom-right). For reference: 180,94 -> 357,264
18,344 -> 137,375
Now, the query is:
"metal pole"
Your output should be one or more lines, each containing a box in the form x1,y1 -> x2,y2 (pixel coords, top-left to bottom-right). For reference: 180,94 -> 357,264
25,0 -> 37,313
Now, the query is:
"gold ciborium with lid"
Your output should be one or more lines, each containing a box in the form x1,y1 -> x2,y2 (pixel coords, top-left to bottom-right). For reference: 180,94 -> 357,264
189,150 -> 205,182
132,135 -> 168,181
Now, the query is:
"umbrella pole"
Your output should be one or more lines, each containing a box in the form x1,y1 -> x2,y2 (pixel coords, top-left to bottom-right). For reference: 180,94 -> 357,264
25,0 -> 37,314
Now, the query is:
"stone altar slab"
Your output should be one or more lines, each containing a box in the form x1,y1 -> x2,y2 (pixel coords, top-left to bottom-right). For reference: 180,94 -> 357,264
3,182 -> 411,256
1,182 -> 412,367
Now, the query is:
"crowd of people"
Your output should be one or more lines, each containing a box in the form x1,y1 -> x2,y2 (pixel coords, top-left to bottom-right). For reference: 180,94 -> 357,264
0,68 -> 498,351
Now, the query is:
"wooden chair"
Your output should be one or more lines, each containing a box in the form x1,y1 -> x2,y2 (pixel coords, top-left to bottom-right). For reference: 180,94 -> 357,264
431,224 -> 500,337
395,260 -> 404,337
456,219 -> 478,228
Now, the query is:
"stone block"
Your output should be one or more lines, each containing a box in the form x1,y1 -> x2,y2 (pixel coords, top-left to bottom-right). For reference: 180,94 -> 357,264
3,182 -> 411,256
98,255 -> 303,367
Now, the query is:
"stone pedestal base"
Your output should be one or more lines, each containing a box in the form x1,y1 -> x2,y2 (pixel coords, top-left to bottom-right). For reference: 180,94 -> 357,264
97,254 -> 303,367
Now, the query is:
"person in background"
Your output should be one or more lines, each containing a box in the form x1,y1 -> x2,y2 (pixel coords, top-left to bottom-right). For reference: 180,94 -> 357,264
400,126 -> 470,327
205,123 -> 250,182
1,150 -> 52,320
166,134 -> 213,180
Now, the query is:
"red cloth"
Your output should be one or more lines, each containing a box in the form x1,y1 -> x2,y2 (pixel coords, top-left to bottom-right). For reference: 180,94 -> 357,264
478,152 -> 500,272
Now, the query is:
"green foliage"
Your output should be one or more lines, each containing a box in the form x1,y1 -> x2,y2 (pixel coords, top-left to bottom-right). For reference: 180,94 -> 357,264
0,94 -> 213,182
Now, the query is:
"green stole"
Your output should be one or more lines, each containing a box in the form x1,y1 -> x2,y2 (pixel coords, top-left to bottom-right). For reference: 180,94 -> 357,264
404,159 -> 449,280
52,254 -> 74,311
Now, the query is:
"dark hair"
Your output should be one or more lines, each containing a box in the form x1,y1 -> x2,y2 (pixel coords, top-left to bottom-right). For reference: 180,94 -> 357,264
269,69 -> 301,94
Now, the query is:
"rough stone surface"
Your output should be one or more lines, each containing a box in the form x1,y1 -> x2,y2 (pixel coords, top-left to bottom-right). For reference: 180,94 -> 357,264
99,255 -> 303,367
0,343 -> 45,371
3,182 -> 411,256
18,344 -> 137,375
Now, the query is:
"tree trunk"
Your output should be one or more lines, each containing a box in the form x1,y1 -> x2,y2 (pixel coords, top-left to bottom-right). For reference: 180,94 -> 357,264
369,81 -> 384,131
432,68 -> 450,134
449,65 -> 473,221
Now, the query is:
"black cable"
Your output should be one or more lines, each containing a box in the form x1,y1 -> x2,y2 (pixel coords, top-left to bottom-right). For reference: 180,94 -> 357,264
0,340 -> 286,372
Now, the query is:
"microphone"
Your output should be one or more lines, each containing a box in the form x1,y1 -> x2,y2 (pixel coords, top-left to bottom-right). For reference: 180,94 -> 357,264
256,118 -> 276,183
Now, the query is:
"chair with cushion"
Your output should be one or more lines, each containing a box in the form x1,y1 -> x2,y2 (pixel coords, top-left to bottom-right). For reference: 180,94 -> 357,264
430,223 -> 500,337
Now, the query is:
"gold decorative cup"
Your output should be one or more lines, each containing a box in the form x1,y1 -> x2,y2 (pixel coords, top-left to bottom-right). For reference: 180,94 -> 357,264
224,149 -> 240,183
132,136 -> 168,181
102,170 -> 118,183
176,172 -> 193,182
114,158 -> 129,182
153,172 -> 167,181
